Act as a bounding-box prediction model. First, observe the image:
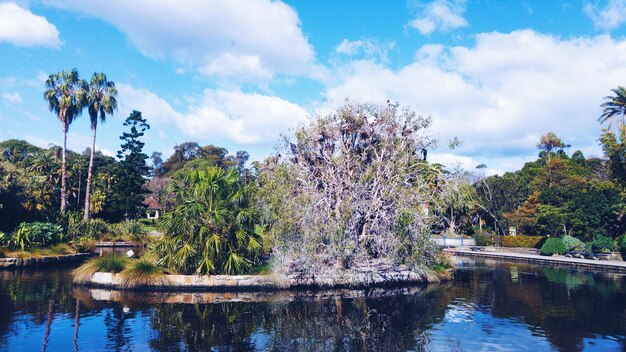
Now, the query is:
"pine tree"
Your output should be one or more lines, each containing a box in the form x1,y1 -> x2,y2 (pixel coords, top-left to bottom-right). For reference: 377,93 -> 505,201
109,110 -> 150,220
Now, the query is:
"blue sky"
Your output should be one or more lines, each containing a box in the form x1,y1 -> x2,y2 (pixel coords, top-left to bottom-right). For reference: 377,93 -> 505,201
1,0 -> 626,174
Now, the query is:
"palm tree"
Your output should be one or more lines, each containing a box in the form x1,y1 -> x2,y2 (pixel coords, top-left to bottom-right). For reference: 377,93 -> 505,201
154,167 -> 263,275
44,69 -> 88,214
84,73 -> 117,221
599,86 -> 626,129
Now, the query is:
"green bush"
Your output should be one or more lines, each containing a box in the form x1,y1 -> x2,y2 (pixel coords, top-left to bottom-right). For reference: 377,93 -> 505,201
97,256 -> 128,272
562,235 -> 585,252
9,222 -> 64,251
71,235 -> 96,253
84,219 -> 110,238
475,231 -> 497,246
111,220 -> 147,243
66,214 -> 110,239
502,235 -> 544,248
592,235 -> 615,253
540,238 -> 567,256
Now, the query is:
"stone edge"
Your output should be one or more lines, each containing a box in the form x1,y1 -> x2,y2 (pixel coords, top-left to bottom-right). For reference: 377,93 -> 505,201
448,249 -> 626,273
80,267 -> 451,292
0,253 -> 93,269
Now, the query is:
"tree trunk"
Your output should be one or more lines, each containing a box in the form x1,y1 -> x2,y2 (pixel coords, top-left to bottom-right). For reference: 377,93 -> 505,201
61,124 -> 68,214
42,298 -> 55,352
73,298 -> 80,352
84,126 -> 97,221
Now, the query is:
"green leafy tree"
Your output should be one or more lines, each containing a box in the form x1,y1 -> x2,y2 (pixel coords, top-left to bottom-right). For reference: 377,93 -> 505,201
84,73 -> 118,221
108,111 -> 150,220
43,69 -> 88,214
153,167 -> 263,275
599,125 -> 626,188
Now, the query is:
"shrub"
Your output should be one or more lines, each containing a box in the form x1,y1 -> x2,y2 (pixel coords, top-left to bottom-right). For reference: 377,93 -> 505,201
72,256 -> 129,284
502,235 -> 544,248
119,259 -> 167,288
562,235 -> 585,252
84,219 -> 110,238
10,222 -> 64,250
475,231 -> 497,246
111,220 -> 147,243
71,235 -> 96,253
98,256 -> 128,272
540,238 -> 567,256
592,235 -> 615,253
154,167 -> 263,275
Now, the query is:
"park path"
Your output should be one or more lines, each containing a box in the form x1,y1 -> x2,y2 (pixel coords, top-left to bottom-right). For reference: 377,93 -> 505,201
446,248 -> 626,273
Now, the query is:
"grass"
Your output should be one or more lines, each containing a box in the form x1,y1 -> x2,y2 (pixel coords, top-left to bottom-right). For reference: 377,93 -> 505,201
118,259 -> 168,288
431,252 -> 453,273
47,243 -> 75,255
0,247 -> 6,258
72,256 -> 129,284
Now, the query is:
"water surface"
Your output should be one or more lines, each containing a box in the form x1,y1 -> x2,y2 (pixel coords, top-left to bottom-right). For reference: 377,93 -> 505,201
0,258 -> 625,351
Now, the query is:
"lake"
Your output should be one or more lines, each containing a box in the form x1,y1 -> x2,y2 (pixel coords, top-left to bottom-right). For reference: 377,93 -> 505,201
0,258 -> 624,351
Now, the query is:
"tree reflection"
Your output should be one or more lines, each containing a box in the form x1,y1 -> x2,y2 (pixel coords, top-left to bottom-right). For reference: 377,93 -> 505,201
145,288 -> 451,351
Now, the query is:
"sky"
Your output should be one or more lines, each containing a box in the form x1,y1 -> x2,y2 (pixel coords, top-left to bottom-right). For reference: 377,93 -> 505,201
1,0 -> 626,175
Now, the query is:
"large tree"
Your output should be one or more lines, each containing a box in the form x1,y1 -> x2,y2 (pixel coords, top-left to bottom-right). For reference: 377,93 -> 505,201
43,69 -> 87,214
258,102 -> 445,275
84,73 -> 118,221
109,110 -> 150,220
599,86 -> 626,129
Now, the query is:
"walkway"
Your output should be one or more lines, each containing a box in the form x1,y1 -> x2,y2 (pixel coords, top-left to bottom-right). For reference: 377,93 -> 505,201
446,248 -> 626,273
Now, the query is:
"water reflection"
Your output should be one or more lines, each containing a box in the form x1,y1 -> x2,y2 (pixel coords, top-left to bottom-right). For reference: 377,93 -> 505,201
0,260 -> 625,351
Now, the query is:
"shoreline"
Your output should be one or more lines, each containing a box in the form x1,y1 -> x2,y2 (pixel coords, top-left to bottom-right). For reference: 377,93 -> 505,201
0,253 -> 94,269
75,266 -> 451,292
447,248 -> 626,273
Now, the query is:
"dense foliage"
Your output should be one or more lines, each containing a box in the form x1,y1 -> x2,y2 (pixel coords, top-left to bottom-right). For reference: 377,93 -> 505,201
258,102 -> 451,275
0,222 -> 64,251
476,131 -> 625,246
107,111 -> 150,220
540,238 -> 567,256
153,167 -> 263,275
501,235 -> 544,248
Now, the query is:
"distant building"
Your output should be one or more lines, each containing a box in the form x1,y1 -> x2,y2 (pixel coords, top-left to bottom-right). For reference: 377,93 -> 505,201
142,196 -> 162,220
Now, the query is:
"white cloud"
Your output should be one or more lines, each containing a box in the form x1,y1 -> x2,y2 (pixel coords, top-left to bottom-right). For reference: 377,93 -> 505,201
334,39 -> 395,63
181,89 -> 309,144
2,91 -> 22,104
118,84 -> 309,146
0,2 -> 61,48
43,0 -> 316,81
409,0 -> 467,35
584,0 -> 626,30
116,83 -> 181,126
325,30 -> 626,172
